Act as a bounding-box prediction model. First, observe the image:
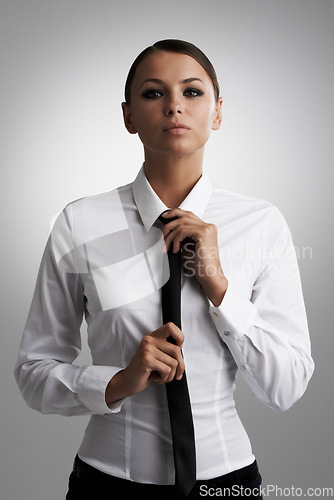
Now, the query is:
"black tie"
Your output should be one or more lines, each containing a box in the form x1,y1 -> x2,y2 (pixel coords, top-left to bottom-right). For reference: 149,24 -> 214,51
159,213 -> 196,498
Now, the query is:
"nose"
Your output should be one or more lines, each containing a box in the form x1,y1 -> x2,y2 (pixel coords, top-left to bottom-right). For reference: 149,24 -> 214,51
164,93 -> 183,116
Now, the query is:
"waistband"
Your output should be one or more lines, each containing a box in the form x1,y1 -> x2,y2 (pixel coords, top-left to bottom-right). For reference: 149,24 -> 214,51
72,454 -> 259,488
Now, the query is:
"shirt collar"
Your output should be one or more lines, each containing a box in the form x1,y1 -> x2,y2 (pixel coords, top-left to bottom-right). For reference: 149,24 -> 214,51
132,163 -> 213,231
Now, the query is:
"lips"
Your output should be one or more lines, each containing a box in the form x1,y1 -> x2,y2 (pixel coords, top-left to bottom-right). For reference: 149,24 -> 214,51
163,123 -> 190,131
163,123 -> 191,135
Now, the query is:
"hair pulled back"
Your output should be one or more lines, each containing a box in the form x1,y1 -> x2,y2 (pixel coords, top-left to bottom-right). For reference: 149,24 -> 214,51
124,39 -> 220,105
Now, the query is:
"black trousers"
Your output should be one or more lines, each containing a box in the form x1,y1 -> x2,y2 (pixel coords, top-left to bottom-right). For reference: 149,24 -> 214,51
66,455 -> 263,499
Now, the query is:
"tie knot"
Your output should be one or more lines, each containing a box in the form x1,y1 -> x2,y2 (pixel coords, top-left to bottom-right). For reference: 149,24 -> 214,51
158,211 -> 178,225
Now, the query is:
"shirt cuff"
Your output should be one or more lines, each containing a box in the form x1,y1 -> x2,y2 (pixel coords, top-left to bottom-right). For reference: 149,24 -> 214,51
208,284 -> 270,401
77,365 -> 126,415
209,283 -> 257,340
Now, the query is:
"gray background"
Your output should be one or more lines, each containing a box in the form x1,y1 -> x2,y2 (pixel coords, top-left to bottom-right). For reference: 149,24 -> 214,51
1,0 -> 333,498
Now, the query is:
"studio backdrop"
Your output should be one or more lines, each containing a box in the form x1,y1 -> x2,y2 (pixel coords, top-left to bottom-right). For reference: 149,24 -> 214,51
1,1 -> 333,499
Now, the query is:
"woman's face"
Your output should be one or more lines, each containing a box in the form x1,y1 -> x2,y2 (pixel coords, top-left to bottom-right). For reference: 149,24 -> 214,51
122,51 -> 222,158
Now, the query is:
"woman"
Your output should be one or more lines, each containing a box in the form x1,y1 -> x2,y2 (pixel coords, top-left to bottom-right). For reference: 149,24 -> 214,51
15,39 -> 314,499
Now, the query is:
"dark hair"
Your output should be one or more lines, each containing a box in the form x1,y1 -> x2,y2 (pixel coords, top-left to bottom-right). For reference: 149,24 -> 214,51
124,39 -> 220,104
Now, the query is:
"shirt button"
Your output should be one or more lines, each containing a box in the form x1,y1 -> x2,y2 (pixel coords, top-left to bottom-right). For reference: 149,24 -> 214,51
213,312 -> 219,317
224,330 -> 230,336
240,365 -> 246,371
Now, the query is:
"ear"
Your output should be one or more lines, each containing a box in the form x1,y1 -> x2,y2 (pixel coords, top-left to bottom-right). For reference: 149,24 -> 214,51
212,97 -> 223,131
121,102 -> 138,134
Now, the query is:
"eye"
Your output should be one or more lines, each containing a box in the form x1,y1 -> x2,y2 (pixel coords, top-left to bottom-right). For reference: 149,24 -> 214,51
183,88 -> 204,97
142,89 -> 164,99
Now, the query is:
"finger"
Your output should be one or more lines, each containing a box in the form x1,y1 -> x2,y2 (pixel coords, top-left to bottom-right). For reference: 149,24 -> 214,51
145,344 -> 184,383
162,229 -> 189,254
161,212 -> 199,234
164,225 -> 198,254
150,322 -> 184,347
148,359 -> 176,383
181,238 -> 196,257
161,217 -> 193,242
161,208 -> 199,221
154,335 -> 185,381
154,348 -> 185,382
140,336 -> 183,380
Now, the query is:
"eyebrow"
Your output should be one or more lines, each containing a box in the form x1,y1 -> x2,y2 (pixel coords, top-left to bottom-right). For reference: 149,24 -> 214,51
140,77 -> 205,87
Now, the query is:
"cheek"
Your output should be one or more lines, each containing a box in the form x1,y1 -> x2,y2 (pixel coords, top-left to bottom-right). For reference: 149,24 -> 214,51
195,101 -> 216,126
132,109 -> 147,127
133,106 -> 159,132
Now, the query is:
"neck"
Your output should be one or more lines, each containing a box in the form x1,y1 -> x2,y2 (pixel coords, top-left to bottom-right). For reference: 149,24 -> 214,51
144,150 -> 204,208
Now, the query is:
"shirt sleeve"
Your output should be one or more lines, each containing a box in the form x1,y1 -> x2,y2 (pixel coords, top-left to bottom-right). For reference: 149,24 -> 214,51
209,206 -> 314,412
14,208 -> 126,416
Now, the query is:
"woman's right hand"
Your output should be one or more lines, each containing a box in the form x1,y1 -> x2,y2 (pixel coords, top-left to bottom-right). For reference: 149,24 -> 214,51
105,323 -> 185,406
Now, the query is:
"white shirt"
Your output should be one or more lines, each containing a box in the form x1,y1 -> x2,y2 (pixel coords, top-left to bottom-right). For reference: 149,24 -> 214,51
15,165 -> 314,484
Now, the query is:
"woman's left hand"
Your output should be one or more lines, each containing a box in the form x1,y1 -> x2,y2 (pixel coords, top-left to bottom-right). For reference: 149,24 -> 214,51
161,209 -> 228,307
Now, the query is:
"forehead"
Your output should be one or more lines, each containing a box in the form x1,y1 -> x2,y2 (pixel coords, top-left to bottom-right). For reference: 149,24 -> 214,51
132,51 -> 212,87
